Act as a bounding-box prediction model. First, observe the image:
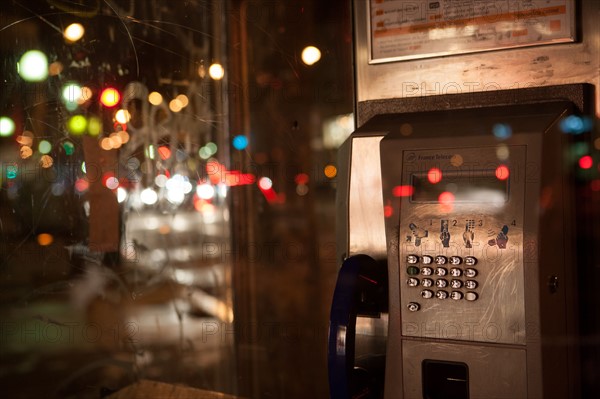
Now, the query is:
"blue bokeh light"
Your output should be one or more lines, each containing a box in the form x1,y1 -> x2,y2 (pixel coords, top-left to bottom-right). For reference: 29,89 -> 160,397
492,123 -> 512,140
232,135 -> 249,150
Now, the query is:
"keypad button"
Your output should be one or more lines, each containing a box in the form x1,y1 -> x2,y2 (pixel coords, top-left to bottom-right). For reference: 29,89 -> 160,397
436,279 -> 448,288
421,278 -> 433,288
464,268 -> 478,278
435,255 -> 447,265
465,256 -> 478,266
436,290 -> 448,300
407,302 -> 420,312
422,255 -> 433,265
407,266 -> 420,276
450,279 -> 463,289
450,268 -> 462,277
465,292 -> 479,301
465,280 -> 478,290
421,290 -> 434,299
449,256 -> 462,265
421,267 -> 433,276
451,291 -> 463,300
435,267 -> 447,276
407,255 -> 419,264
407,277 -> 419,287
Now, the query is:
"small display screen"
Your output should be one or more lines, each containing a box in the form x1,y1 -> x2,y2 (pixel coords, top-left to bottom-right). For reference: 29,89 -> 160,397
411,170 -> 509,203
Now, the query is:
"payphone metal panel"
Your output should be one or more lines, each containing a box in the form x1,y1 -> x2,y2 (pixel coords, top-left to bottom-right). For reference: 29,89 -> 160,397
396,145 -> 526,345
376,102 -> 581,398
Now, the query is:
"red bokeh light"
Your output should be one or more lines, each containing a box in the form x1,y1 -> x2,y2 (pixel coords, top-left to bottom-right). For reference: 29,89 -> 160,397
579,155 -> 593,169
495,165 -> 510,180
427,168 -> 442,184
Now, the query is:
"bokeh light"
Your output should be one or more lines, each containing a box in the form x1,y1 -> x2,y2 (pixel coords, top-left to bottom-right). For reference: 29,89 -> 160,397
148,91 -> 163,105
579,155 -> 593,169
64,23 -> 85,42
88,117 -> 102,136
117,187 -> 128,203
492,123 -> 512,140
20,146 -> 33,159
560,115 -> 593,135
208,63 -> 225,80
176,94 -> 189,108
67,115 -> 87,135
0,116 -> 16,137
196,183 -> 216,200
18,50 -> 48,82
62,82 -> 82,104
62,141 -> 75,155
324,164 -> 337,179
37,233 -> 54,246
169,99 -> 183,112
232,135 -> 249,150
392,185 -> 414,197
158,146 -> 171,160
258,177 -> 273,190
114,109 -> 131,124
438,191 -> 455,205
40,154 -> 53,168
141,188 -> 158,205
100,87 -> 121,107
301,46 -> 321,66
75,178 -> 89,193
38,140 -> 52,154
495,165 -> 510,180
427,167 -> 442,184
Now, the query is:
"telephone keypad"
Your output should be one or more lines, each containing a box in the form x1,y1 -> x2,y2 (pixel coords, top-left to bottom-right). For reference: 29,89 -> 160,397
407,255 -> 419,264
464,268 -> 477,278
435,256 -> 447,265
404,254 -> 479,301
465,256 -> 477,266
449,256 -> 462,265
465,280 -> 478,290
450,291 -> 463,300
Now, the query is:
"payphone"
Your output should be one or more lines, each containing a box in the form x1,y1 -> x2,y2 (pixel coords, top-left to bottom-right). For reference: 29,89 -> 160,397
328,87 -> 599,398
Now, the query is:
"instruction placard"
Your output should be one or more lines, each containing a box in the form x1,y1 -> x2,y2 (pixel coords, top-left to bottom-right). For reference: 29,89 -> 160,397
370,0 -> 575,63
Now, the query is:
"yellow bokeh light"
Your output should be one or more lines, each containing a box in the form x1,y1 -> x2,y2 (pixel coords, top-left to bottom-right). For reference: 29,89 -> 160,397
49,61 -> 63,76
40,154 -> 53,168
78,86 -> 93,104
115,109 -> 131,124
169,99 -> 183,113
37,233 -> 54,246
117,130 -> 130,144
20,146 -> 33,159
100,138 -> 113,151
148,91 -> 163,105
324,164 -> 337,179
109,133 -> 122,149
208,63 -> 225,80
176,94 -> 189,108
301,46 -> 321,66
64,23 -> 85,42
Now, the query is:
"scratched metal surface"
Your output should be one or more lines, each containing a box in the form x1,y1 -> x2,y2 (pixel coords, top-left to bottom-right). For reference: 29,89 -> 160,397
353,0 -> 600,116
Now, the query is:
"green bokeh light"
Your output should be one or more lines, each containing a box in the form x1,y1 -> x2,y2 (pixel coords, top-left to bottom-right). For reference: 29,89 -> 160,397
38,140 -> 52,154
0,117 -> 16,137
68,115 -> 87,135
18,50 -> 48,82
88,117 -> 102,136
62,141 -> 75,155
